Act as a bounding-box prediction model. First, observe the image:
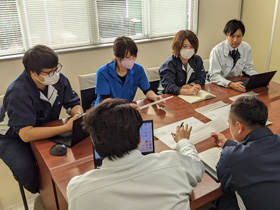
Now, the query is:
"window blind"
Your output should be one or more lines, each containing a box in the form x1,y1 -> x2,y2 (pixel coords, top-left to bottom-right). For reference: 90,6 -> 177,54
17,0 -> 92,49
0,0 -> 23,56
0,0 -> 198,58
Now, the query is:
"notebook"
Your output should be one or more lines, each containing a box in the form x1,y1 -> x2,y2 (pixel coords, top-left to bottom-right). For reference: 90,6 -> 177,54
93,120 -> 155,168
49,114 -> 89,147
178,90 -> 216,104
198,147 -> 222,182
237,70 -> 277,90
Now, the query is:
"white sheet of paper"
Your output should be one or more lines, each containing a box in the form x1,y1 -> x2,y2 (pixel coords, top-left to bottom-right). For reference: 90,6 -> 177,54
154,117 -> 204,149
202,104 -> 231,123
190,117 -> 229,144
229,91 -> 258,101
195,101 -> 228,114
198,147 -> 222,172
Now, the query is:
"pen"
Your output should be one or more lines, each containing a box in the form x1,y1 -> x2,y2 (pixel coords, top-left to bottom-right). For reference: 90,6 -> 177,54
180,122 -> 184,128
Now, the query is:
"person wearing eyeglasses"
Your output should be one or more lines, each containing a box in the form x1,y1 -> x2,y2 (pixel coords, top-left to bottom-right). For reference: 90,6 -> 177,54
208,19 -> 258,92
0,45 -> 83,194
94,36 -> 165,108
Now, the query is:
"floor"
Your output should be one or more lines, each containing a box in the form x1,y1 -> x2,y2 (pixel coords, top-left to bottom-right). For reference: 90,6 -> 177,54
0,159 -> 44,210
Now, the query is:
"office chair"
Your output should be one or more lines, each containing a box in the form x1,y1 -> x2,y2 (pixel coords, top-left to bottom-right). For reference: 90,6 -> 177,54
0,95 -> 29,210
78,73 -> 97,111
146,67 -> 160,94
0,95 -> 9,135
203,59 -> 210,83
203,59 -> 209,74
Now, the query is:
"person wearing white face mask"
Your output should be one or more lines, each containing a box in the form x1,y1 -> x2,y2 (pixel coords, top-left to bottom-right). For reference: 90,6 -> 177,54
0,45 -> 83,193
159,30 -> 206,95
95,36 -> 165,108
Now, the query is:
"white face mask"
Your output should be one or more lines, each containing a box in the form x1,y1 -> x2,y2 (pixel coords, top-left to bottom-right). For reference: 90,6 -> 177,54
180,49 -> 195,60
36,72 -> 60,86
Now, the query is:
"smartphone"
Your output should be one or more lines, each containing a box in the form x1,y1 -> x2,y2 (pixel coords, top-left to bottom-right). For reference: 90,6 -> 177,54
93,148 -> 102,169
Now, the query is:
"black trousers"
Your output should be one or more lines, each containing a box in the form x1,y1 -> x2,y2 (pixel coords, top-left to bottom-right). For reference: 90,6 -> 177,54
0,134 -> 39,193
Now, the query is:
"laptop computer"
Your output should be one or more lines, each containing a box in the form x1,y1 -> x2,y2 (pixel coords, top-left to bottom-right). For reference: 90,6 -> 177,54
236,70 -> 277,90
93,120 -> 155,168
49,114 -> 89,147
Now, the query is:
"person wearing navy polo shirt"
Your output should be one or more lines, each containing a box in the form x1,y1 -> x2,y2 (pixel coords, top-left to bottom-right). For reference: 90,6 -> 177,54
0,45 -> 83,193
95,36 -> 165,108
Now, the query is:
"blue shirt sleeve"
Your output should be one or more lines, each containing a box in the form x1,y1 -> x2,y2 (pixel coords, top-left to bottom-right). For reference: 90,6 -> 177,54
95,66 -> 111,96
137,65 -> 150,92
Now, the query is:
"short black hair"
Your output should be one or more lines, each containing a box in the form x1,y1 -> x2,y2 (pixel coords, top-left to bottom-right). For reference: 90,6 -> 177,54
230,96 -> 267,129
223,19 -> 245,36
83,99 -> 143,160
113,36 -> 138,59
22,45 -> 58,75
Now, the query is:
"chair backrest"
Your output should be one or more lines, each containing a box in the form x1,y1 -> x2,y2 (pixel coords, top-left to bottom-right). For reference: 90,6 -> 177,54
203,59 -> 209,73
0,95 -> 9,135
146,67 -> 160,94
78,73 -> 97,111
0,95 -> 3,107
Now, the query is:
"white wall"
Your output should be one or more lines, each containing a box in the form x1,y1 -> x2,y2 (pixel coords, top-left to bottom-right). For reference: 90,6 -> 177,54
242,0 -> 280,83
0,0 -> 241,99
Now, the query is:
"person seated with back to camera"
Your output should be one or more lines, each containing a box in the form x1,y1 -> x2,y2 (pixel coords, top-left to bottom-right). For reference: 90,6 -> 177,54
67,99 -> 205,210
94,36 -> 165,108
158,29 -> 206,95
211,96 -> 280,210
0,45 -> 83,193
208,19 -> 258,92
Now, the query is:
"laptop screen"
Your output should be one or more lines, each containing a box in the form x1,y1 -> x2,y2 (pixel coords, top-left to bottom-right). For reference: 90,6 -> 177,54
93,120 -> 155,168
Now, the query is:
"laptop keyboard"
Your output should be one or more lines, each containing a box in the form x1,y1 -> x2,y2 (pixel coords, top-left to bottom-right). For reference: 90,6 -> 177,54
49,135 -> 72,146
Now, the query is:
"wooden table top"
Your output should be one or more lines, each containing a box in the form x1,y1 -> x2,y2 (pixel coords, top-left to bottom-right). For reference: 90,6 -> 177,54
32,79 -> 280,210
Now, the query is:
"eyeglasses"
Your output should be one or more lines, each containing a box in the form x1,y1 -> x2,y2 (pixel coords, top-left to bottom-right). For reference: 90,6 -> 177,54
40,63 -> 62,77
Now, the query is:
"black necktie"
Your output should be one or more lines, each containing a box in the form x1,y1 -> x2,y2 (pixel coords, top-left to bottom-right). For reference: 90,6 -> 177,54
230,50 -> 240,69
230,50 -> 237,60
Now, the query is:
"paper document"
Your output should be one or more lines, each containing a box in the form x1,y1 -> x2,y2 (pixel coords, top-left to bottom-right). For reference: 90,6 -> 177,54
195,101 -> 228,114
178,90 -> 216,104
198,147 -> 222,181
195,101 -> 231,123
229,91 -> 258,101
190,117 -> 229,144
202,104 -> 231,123
154,117 -> 204,149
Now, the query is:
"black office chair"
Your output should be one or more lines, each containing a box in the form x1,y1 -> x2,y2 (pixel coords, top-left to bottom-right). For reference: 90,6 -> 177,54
146,67 -> 160,94
19,182 -> 29,210
78,73 -> 97,111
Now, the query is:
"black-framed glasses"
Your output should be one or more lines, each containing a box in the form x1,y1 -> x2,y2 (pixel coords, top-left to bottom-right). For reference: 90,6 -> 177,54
40,63 -> 62,77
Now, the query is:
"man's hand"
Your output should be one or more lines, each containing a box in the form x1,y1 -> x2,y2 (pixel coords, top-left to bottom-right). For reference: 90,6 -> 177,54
211,132 -> 227,147
129,102 -> 140,111
229,82 -> 246,92
65,114 -> 81,131
154,95 -> 166,108
171,124 -> 192,143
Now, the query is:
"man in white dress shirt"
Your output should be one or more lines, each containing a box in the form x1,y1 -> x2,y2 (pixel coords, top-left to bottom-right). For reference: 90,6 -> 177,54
208,19 -> 258,92
67,99 -> 204,210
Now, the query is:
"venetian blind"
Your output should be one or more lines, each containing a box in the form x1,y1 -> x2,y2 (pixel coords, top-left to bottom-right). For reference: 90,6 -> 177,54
0,0 -> 198,57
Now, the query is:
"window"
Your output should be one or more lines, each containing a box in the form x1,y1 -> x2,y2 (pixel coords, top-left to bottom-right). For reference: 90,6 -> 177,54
0,0 -> 198,58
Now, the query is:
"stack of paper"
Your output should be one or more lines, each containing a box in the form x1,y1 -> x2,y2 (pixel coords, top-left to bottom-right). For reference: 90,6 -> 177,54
154,116 -> 228,148
154,117 -> 204,149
